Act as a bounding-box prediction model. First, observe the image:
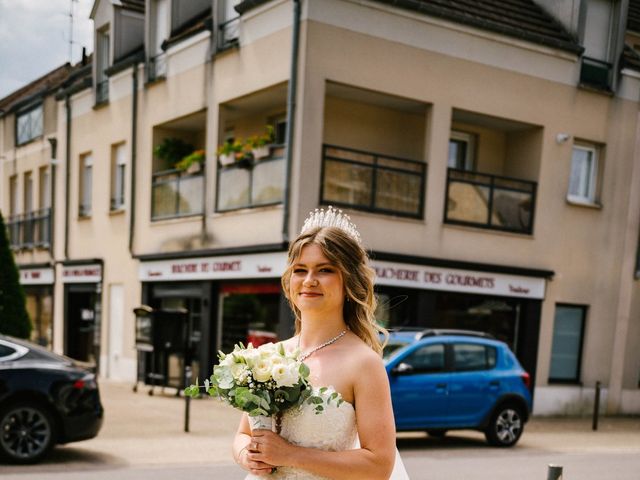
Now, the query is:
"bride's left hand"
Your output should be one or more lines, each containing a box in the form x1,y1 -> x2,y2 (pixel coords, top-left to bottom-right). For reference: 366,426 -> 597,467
248,430 -> 297,467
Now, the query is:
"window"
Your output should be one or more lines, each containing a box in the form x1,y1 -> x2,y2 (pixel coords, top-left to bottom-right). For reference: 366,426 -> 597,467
402,344 -> 446,374
79,153 -> 93,217
111,143 -> 126,210
452,343 -> 497,371
39,167 -> 50,209
23,172 -> 33,214
218,0 -> 241,49
16,105 -> 43,145
96,29 -> 110,104
568,144 -> 599,204
9,175 -> 18,215
549,305 -> 586,383
448,131 -> 475,171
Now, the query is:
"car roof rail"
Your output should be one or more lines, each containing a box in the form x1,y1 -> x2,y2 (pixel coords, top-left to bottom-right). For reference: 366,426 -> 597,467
415,329 -> 495,340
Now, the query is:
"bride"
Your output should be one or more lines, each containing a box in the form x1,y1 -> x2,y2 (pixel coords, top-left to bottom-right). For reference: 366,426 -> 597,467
233,207 -> 409,479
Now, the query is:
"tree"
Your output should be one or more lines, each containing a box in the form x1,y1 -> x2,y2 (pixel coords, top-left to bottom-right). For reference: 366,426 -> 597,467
0,212 -> 32,338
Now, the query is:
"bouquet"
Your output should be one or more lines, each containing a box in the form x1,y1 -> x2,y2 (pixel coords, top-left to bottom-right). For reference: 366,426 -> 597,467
185,342 -> 339,430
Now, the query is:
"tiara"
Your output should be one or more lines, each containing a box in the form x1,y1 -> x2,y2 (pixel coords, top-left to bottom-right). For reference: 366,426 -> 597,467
300,206 -> 362,244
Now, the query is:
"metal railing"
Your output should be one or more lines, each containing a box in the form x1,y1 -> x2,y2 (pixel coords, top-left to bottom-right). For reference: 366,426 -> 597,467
217,16 -> 240,51
445,168 -> 537,234
580,56 -> 612,91
216,145 -> 286,212
96,79 -> 109,104
6,208 -> 52,249
147,53 -> 167,82
321,144 -> 426,218
152,168 -> 204,220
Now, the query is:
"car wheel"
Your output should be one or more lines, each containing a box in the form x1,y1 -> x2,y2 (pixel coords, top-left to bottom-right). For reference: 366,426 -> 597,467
0,402 -> 55,463
484,404 -> 524,447
426,429 -> 448,438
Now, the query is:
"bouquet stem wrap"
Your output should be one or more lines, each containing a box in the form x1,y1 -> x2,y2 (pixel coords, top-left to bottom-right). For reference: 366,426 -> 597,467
248,414 -> 274,432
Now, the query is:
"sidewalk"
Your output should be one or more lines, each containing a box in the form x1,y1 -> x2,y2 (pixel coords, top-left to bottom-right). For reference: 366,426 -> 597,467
53,380 -> 640,468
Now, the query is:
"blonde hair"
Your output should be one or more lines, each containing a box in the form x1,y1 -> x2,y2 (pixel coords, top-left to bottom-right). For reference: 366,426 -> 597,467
281,226 -> 387,355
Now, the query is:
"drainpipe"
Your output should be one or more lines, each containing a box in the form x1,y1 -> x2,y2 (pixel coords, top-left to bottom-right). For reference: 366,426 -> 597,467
128,62 -> 139,255
282,0 -> 301,244
64,96 -> 71,260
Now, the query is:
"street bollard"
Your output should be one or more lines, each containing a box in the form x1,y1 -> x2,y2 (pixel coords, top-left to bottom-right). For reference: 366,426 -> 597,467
184,365 -> 192,433
547,464 -> 563,480
592,380 -> 601,431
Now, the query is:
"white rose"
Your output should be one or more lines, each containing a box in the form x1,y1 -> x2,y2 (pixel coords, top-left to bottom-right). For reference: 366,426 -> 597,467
242,349 -> 261,367
230,362 -> 248,379
271,363 -> 300,388
253,358 -> 273,382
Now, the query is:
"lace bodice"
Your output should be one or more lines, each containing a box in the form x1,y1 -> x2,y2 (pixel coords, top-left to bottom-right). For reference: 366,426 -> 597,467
245,387 -> 357,480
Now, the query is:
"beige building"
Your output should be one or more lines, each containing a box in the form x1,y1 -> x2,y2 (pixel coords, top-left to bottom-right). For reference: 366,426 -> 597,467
2,0 -> 640,416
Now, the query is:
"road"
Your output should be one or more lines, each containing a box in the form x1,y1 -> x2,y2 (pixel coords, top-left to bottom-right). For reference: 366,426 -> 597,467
1,381 -> 639,479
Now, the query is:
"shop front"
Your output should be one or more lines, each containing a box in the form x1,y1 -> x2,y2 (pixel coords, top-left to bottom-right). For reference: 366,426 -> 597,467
371,257 -> 551,387
20,265 -> 55,349
61,261 -> 103,369
138,251 -> 290,390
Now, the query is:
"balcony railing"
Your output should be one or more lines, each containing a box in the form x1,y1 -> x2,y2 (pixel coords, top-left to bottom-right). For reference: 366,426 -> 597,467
147,53 -> 167,82
96,79 -> 109,104
321,144 -> 426,218
218,16 -> 240,51
216,145 -> 285,212
579,57 -> 612,91
445,168 -> 537,234
6,208 -> 52,249
152,167 -> 204,220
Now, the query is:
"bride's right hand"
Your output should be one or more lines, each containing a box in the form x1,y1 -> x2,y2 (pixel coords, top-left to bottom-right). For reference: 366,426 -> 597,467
239,445 -> 275,476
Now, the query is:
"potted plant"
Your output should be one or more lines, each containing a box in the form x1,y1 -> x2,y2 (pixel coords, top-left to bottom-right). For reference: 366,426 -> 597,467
247,125 -> 275,160
217,139 -> 244,166
175,149 -> 206,174
154,137 -> 195,171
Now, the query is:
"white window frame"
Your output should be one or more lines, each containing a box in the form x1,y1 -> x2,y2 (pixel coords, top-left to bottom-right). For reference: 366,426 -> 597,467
111,143 -> 127,211
16,105 -> 43,145
80,153 -> 93,217
568,144 -> 599,204
448,131 -> 476,171
39,166 -> 51,210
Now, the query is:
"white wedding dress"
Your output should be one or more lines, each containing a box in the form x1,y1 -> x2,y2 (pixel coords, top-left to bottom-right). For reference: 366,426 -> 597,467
245,387 -> 410,480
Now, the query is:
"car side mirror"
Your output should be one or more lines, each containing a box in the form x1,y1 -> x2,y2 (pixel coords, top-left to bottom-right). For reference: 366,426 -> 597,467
391,362 -> 414,375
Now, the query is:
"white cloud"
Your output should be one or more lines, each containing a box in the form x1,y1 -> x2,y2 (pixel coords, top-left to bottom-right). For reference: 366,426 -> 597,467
0,0 -> 94,99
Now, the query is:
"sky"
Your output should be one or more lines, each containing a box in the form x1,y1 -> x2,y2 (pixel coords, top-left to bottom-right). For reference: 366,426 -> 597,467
0,0 -> 95,99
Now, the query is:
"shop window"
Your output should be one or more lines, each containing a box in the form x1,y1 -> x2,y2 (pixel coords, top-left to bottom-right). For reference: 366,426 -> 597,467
568,144 -> 600,205
549,304 -> 586,383
79,153 -> 93,217
401,343 -> 445,374
16,104 -> 43,145
111,143 -> 126,211
448,131 -> 475,171
452,343 -> 496,371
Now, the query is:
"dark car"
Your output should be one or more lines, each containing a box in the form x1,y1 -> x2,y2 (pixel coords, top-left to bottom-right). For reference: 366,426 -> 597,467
384,328 -> 532,447
0,334 -> 104,463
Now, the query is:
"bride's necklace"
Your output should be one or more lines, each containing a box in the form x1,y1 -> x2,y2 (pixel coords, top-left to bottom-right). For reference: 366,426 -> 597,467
298,329 -> 347,362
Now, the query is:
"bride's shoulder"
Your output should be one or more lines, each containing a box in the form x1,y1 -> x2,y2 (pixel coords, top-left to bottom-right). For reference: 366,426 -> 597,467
340,332 -> 384,367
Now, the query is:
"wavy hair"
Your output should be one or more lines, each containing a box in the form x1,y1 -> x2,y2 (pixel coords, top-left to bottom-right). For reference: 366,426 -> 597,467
281,226 -> 387,355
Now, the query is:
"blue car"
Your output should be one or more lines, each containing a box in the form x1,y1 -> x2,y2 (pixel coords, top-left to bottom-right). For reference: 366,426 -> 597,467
384,329 -> 532,447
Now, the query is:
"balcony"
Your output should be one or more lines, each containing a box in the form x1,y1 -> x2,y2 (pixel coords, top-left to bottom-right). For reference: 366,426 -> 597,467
579,57 -> 612,91
321,144 -> 426,218
218,16 -> 240,51
6,208 -> 52,249
445,169 -> 536,234
216,145 -> 285,212
152,168 -> 204,220
96,79 -> 109,104
147,53 -> 167,82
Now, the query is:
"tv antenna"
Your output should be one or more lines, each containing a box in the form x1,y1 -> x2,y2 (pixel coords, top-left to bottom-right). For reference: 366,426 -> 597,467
68,0 -> 79,64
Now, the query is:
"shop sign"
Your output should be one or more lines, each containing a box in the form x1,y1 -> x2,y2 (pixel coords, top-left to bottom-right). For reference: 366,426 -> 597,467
20,268 -> 54,285
371,260 -> 546,299
62,264 -> 102,283
139,252 -> 287,282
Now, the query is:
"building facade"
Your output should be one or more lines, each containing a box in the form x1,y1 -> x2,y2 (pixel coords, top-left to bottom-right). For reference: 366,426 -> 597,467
1,0 -> 640,416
